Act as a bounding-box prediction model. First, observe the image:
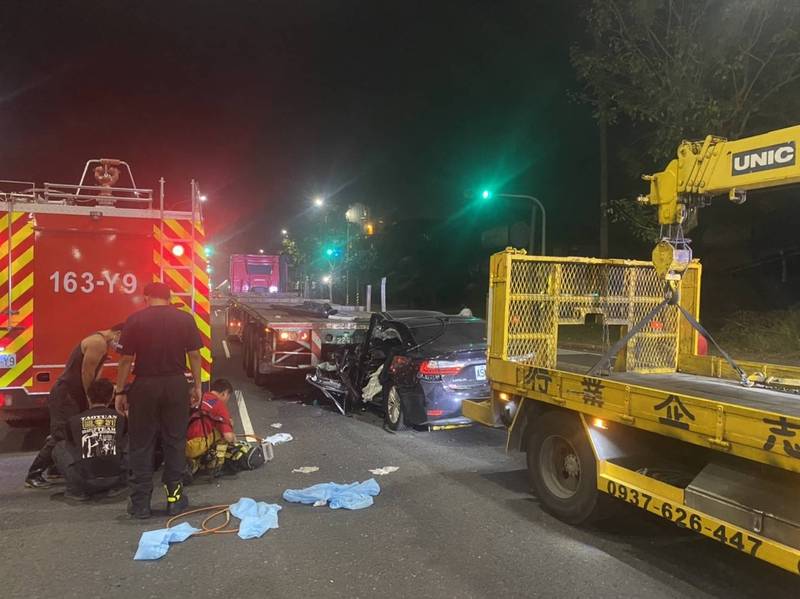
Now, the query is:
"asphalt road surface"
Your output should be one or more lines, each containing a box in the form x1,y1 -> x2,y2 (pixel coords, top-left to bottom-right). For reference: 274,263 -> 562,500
0,327 -> 798,598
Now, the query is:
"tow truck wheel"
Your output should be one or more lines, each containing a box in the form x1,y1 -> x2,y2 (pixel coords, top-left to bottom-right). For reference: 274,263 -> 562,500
526,410 -> 604,525
383,386 -> 405,431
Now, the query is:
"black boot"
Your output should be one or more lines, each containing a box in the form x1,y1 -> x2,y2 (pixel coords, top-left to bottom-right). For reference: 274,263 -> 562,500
165,482 -> 188,516
127,499 -> 152,519
25,472 -> 52,489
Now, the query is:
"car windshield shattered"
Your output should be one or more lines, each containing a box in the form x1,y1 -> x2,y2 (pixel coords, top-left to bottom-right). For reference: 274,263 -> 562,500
409,320 -> 487,353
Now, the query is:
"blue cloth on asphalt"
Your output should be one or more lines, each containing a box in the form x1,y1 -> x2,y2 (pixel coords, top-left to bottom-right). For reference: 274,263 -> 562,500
229,497 -> 282,539
282,478 -> 381,510
134,522 -> 200,561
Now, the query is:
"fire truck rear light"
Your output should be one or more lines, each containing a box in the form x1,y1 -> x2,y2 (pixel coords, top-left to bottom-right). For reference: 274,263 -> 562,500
279,331 -> 298,341
269,285 -> 278,293
3,395 -> 11,407
299,331 -> 309,341
171,244 -> 186,257
419,360 -> 465,376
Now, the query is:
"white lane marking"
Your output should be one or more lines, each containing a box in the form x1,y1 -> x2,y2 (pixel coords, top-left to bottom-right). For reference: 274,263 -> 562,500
234,389 -> 255,438
222,340 -> 231,359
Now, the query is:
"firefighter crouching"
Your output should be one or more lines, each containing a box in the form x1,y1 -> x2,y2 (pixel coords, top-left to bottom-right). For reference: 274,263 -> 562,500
52,378 -> 127,501
185,378 -> 258,480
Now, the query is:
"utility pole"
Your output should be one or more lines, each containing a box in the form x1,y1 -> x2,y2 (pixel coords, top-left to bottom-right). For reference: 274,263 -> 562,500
599,107 -> 609,258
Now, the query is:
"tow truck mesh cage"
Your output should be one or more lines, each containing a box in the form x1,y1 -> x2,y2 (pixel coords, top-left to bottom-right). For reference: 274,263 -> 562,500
500,254 -> 685,374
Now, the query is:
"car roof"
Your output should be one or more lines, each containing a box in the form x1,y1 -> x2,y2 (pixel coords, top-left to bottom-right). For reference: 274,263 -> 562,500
387,315 -> 486,328
379,310 -> 445,319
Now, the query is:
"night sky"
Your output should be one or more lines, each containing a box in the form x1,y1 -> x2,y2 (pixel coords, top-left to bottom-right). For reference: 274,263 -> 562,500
0,0 -> 597,256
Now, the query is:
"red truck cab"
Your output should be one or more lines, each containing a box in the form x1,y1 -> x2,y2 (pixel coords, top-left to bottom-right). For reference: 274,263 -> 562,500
230,254 -> 282,294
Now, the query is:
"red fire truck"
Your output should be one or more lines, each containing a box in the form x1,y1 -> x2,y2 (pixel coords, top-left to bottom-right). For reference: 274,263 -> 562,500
0,159 -> 212,426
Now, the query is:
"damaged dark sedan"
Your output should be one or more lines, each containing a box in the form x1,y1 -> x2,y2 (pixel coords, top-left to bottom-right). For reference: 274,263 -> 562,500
306,311 -> 489,430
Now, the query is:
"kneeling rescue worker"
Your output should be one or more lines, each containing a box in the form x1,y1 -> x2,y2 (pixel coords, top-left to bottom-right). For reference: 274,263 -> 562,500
185,378 -> 242,479
115,281 -> 203,519
52,378 -> 127,501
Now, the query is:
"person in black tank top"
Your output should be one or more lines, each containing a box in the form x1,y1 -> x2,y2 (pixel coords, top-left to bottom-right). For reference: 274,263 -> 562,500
25,324 -> 125,489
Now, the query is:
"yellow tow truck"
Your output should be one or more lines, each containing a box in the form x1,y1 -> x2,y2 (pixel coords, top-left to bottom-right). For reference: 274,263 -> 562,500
463,125 -> 800,575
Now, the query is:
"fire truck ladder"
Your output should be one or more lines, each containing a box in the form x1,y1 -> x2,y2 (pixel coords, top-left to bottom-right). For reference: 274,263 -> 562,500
158,178 -> 201,310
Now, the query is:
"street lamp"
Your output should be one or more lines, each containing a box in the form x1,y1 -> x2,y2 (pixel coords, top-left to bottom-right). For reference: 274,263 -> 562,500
321,274 -> 333,301
313,196 -> 325,207
198,194 -> 208,203
281,229 -> 288,236
258,248 -> 265,254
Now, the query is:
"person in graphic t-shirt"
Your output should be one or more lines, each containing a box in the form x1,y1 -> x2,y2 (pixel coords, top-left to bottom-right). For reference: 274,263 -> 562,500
52,378 -> 127,501
25,324 -> 124,489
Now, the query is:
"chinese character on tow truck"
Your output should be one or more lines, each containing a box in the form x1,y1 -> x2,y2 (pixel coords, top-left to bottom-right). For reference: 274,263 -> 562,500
762,416 -> 800,459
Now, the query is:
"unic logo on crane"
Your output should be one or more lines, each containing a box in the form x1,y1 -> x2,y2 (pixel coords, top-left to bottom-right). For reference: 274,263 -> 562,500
731,141 -> 795,175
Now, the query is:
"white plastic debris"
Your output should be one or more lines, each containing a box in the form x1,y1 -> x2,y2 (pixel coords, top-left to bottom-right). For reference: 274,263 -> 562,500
368,466 -> 399,476
313,500 -> 327,507
292,466 -> 319,474
265,433 -> 293,445
270,423 -> 283,429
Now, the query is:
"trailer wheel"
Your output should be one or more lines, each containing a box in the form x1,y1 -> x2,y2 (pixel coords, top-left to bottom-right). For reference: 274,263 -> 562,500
383,386 -> 405,431
526,410 -> 602,525
243,329 -> 255,378
252,336 -> 270,386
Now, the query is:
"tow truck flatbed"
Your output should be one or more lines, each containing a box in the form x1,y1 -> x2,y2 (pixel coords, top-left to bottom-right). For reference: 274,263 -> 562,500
464,251 -> 800,575
557,350 -> 800,418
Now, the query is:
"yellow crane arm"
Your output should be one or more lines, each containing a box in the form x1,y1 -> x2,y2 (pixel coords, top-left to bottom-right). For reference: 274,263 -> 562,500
640,124 -> 800,226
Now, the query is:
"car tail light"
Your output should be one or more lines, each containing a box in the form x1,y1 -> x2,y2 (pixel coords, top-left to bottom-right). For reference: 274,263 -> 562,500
389,355 -> 412,374
427,409 -> 444,417
419,360 -> 465,376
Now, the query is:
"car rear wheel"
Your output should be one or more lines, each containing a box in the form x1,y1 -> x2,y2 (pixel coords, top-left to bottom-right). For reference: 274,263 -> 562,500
526,410 -> 605,525
383,386 -> 405,431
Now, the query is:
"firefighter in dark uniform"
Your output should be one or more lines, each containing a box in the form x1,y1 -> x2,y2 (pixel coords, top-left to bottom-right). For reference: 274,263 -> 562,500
114,281 -> 203,519
25,324 -> 124,488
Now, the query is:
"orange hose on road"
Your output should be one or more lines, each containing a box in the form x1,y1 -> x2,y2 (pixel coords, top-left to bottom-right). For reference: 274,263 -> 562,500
166,505 -> 239,535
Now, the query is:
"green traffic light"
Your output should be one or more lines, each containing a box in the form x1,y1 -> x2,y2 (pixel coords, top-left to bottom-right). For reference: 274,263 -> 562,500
204,245 -> 214,257
326,248 -> 334,257
481,190 -> 492,200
